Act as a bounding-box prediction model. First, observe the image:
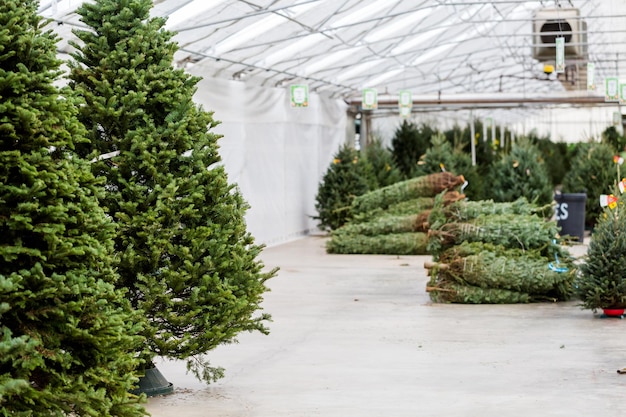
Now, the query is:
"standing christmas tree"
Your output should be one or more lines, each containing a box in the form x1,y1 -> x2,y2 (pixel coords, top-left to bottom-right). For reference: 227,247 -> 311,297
577,168 -> 626,314
390,120 -> 433,178
0,1 -> 145,415
315,143 -> 372,230
69,0 -> 276,383
488,138 -> 553,205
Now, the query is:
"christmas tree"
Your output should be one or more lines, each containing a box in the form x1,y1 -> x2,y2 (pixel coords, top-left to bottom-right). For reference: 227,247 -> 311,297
562,142 -> 615,228
69,0 -> 276,383
0,1 -> 145,415
390,120 -> 433,178
314,143 -> 372,230
577,158 -> 626,313
577,196 -> 626,312
488,138 -> 553,205
362,137 -> 402,188
413,133 -> 482,200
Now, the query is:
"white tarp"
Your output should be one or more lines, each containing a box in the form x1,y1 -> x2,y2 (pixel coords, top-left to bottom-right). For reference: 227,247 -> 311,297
191,74 -> 347,246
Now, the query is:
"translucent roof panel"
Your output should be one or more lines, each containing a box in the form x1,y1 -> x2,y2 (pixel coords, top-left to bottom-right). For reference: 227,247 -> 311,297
42,0 -> 626,103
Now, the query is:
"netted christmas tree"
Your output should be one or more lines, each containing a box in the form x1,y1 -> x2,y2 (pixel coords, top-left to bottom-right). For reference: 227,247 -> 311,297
0,1 -> 145,414
314,143 -> 372,230
425,195 -> 576,303
326,174 -> 466,254
69,0 -> 276,384
426,242 -> 575,303
350,171 -> 465,217
413,133 -> 481,200
487,138 -> 553,205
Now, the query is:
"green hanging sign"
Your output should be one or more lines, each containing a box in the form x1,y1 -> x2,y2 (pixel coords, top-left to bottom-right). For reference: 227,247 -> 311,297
620,83 -> 626,105
555,37 -> 565,73
398,90 -> 412,118
290,84 -> 309,107
606,77 -> 619,102
398,90 -> 412,108
362,88 -> 378,110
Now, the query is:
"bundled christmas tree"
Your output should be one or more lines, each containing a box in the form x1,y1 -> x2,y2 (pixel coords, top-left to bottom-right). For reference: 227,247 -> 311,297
426,242 -> 575,303
69,0 -> 276,384
350,191 -> 465,223
0,1 -> 145,414
326,233 -> 429,255
314,143 -> 373,230
350,171 -> 465,216
425,194 -> 575,304
413,133 -> 482,200
426,193 -> 561,258
325,175 -> 465,255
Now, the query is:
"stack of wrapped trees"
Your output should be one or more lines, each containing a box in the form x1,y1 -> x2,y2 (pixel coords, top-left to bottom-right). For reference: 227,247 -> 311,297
424,196 -> 577,303
326,172 -> 466,254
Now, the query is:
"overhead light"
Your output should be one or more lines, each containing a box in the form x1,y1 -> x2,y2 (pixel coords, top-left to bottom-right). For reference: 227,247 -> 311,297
330,2 -> 391,29
365,7 -> 437,43
393,4 -> 482,55
411,43 -> 456,66
165,0 -> 228,29
362,68 -> 404,88
258,33 -> 327,67
391,27 -> 446,55
304,46 -> 364,75
213,1 -> 323,55
335,59 -> 386,82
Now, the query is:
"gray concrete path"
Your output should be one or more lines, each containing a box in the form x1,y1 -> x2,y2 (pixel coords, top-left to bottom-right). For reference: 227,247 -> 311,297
145,236 -> 626,417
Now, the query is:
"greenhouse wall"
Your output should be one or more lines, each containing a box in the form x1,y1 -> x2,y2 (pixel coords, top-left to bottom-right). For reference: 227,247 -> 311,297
192,75 -> 348,246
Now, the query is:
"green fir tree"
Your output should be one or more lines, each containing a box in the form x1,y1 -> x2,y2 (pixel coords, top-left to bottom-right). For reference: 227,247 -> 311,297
562,142 -> 615,228
390,120 -> 433,178
362,137 -> 402,188
487,139 -> 553,205
315,143 -> 371,230
601,125 -> 626,154
577,195 -> 626,312
528,132 -> 570,187
0,1 -> 145,415
69,0 -> 276,383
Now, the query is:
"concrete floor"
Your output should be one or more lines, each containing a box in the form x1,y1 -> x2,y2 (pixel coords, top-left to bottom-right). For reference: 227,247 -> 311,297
145,236 -> 626,417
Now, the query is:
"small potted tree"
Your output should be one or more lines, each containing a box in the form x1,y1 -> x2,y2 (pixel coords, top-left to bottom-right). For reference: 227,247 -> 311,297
577,160 -> 626,317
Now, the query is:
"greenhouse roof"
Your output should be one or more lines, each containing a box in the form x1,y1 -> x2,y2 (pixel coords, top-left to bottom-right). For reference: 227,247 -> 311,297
41,0 -> 626,108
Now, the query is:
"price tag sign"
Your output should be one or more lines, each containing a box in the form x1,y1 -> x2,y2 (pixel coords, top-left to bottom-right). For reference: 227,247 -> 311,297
362,88 -> 378,110
555,37 -> 565,73
587,63 -> 595,91
290,85 -> 309,107
600,194 -> 618,209
606,77 -> 619,101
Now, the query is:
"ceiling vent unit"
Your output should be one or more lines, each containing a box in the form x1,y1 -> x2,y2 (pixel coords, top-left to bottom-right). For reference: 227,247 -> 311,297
532,8 -> 587,62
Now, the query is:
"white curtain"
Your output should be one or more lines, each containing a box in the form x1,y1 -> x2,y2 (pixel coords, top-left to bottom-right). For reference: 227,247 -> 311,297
191,74 -> 347,246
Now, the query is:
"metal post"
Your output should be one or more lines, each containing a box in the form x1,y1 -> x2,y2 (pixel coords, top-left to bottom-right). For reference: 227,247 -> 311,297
470,113 -> 476,166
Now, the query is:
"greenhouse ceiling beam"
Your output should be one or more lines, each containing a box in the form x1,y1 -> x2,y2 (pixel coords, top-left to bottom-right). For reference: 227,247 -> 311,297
349,93 -> 610,108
